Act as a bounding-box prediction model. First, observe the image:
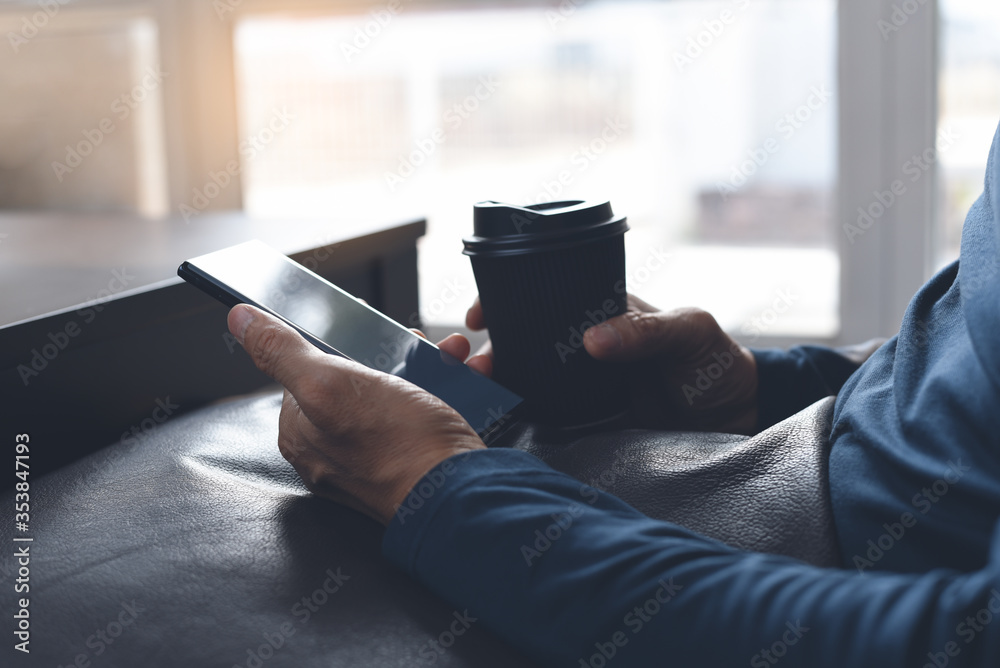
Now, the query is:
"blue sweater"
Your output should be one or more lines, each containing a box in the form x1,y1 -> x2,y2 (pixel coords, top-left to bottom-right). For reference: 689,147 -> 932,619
382,124 -> 1000,666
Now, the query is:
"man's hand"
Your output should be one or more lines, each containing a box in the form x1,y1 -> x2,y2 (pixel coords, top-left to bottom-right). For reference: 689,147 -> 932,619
466,294 -> 758,434
228,304 -> 484,526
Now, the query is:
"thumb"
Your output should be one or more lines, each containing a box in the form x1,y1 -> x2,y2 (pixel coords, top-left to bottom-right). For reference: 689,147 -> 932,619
583,307 -> 717,362
228,304 -> 327,395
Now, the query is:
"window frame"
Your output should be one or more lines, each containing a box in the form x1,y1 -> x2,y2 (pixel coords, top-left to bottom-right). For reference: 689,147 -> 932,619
837,0 -> 938,344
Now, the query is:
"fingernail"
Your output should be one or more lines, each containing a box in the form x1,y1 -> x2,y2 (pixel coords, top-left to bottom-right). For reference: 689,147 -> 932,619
230,305 -> 256,344
586,323 -> 621,353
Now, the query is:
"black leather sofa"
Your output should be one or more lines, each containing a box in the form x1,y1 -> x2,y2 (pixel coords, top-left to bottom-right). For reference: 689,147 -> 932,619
1,387 -> 839,667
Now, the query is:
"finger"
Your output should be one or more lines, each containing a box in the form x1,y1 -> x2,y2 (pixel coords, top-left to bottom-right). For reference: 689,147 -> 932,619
277,389 -> 307,465
583,307 -> 719,362
473,338 -> 493,360
437,333 -> 471,362
410,328 -> 427,340
466,354 -> 493,378
465,296 -> 486,331
229,304 -> 330,396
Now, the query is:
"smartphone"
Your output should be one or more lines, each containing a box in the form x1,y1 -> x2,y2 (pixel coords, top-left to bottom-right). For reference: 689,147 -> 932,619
178,240 -> 522,443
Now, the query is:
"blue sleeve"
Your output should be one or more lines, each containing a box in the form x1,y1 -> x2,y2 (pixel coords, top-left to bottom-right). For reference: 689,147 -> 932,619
752,346 -> 864,430
383,448 -> 1000,668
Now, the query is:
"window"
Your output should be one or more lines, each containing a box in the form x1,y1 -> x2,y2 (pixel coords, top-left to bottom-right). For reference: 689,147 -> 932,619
0,10 -> 166,215
2,0 -> 979,346
234,0 -> 838,339
937,0 -> 1000,267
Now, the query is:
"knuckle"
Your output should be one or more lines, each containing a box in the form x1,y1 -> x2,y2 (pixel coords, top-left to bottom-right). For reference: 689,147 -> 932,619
302,469 -> 330,494
675,307 -> 718,332
627,310 -> 662,339
249,323 -> 286,376
276,432 -> 302,462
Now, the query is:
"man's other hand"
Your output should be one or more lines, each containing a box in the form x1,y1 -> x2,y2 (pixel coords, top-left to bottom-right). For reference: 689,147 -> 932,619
466,293 -> 758,434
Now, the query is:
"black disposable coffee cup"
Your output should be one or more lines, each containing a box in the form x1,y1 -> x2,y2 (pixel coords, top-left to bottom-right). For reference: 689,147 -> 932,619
463,200 -> 629,427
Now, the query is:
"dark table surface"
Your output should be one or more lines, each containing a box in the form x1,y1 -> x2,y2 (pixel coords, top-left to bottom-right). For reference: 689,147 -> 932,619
0,210 -> 426,327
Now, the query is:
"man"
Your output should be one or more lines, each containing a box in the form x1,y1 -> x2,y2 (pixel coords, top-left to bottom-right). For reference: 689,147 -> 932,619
225,123 -> 1000,666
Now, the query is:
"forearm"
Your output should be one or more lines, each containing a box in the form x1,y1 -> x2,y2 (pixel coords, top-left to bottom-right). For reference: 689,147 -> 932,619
384,448 -> 1000,668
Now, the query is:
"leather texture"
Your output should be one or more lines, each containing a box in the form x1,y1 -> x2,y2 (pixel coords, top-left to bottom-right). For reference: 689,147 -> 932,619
504,396 -> 840,567
0,389 -> 839,667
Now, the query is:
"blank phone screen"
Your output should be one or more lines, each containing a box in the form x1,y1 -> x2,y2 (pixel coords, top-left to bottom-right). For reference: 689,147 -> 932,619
182,240 -> 523,439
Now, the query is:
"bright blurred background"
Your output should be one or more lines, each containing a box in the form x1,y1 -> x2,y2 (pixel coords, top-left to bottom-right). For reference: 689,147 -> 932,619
0,0 -> 997,343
